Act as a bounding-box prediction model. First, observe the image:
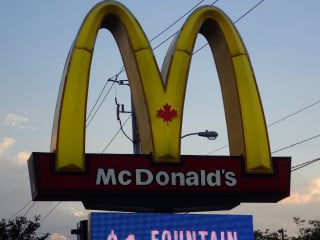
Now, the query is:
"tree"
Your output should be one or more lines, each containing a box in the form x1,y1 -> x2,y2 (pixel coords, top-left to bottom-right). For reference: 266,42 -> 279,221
254,217 -> 320,240
291,217 -> 320,240
0,215 -> 49,240
254,228 -> 285,240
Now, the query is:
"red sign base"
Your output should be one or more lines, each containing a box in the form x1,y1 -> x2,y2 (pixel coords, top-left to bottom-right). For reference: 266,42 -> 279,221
28,153 -> 291,212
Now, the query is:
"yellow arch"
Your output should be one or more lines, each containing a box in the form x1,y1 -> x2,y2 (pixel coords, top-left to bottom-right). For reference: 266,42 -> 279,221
161,6 -> 273,173
51,1 -> 272,174
50,1 -> 156,171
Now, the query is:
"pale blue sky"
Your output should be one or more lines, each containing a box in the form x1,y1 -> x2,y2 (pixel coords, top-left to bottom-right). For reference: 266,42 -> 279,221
1,1 -> 320,239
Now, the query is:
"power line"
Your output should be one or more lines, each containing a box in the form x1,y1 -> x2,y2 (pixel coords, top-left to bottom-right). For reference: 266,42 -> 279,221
118,113 -> 134,143
210,147 -> 320,172
8,0 -> 269,226
39,202 -> 61,224
22,133 -> 320,232
149,0 -> 206,43
102,0 -> 273,154
153,31 -> 179,51
7,1 -> 213,223
193,0 -> 266,54
23,201 -> 35,217
95,2 -> 227,151
86,79 -> 112,123
233,0 -> 265,24
209,97 -> 320,154
291,157 -> 320,172
9,200 -> 32,219
207,144 -> 228,154
153,0 -> 220,52
100,0 -> 276,153
86,1 -> 223,127
209,132 -> 320,156
86,1 -> 211,127
272,133 -> 320,154
8,200 -> 61,233
152,0 -> 220,48
268,98 -> 320,127
101,114 -> 132,153
86,68 -> 123,128
86,80 -> 116,128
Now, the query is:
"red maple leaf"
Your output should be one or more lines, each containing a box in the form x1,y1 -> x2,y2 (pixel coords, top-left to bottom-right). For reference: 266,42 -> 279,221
156,103 -> 178,124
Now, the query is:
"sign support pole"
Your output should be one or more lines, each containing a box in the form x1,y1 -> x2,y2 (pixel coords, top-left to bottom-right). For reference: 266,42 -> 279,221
131,97 -> 140,154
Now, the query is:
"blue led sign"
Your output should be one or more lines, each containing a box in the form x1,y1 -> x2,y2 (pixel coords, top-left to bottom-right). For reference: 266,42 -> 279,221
89,212 -> 253,240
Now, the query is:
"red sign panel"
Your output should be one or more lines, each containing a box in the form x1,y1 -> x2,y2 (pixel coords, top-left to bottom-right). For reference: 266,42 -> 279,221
28,153 -> 290,212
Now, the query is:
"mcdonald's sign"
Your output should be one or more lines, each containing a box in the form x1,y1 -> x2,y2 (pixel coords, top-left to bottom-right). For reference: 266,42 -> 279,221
28,1 -> 291,212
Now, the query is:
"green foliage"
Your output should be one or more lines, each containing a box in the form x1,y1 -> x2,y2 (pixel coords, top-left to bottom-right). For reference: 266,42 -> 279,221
254,217 -> 320,240
0,215 -> 49,240
291,217 -> 320,240
254,228 -> 286,240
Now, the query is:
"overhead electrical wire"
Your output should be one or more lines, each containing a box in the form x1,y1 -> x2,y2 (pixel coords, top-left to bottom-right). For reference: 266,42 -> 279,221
272,133 -> 320,154
193,0 -> 265,54
209,97 -> 320,154
233,0 -> 265,24
153,0 -> 220,50
12,0 -> 320,233
153,0 -> 220,51
149,0 -> 206,43
23,202 -> 35,217
90,0 -> 263,141
13,0 -> 320,236
86,0 -> 210,128
39,202 -> 61,224
13,0 -> 293,231
86,80 -> 116,128
101,114 -> 132,153
9,1 -> 211,223
86,80 -> 115,125
86,0 -> 222,128
9,200 -> 32,219
291,158 -> 320,172
97,0 -> 224,151
268,98 -> 320,127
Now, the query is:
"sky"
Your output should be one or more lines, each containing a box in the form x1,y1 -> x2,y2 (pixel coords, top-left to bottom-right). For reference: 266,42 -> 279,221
0,0 -> 320,239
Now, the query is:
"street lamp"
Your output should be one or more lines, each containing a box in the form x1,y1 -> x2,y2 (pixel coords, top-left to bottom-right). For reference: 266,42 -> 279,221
133,129 -> 218,154
181,130 -> 218,140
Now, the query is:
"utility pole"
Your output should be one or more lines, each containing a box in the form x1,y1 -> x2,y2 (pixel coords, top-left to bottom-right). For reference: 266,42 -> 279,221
131,100 -> 140,154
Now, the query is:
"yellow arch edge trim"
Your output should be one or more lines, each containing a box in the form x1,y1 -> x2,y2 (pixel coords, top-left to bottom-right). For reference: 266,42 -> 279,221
51,1 -> 273,174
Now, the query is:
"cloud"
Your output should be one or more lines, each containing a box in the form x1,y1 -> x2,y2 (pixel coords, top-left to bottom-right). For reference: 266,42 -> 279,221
281,177 -> 320,204
14,151 -> 30,165
48,233 -> 68,240
0,137 -> 15,154
69,207 -> 87,217
5,113 -> 28,128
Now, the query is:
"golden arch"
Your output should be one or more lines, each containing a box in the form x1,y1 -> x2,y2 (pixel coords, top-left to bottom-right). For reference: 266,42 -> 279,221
51,1 -> 272,174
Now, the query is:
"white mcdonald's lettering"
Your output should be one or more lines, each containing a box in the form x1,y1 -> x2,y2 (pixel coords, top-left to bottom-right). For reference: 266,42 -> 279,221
51,1 -> 273,174
96,168 -> 132,186
95,168 -> 237,187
